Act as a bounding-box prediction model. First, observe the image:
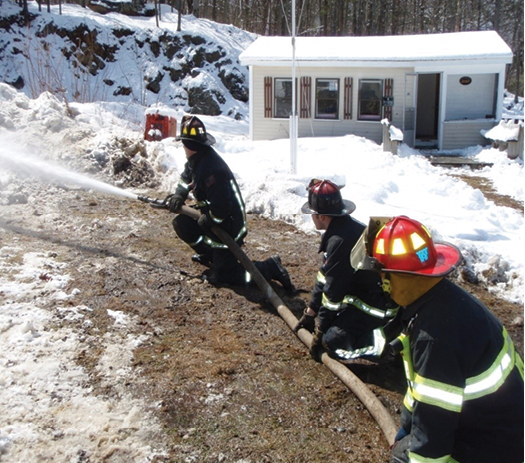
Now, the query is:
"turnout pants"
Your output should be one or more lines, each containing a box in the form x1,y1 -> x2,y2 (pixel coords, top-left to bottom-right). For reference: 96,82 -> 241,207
322,291 -> 399,361
172,214 -> 246,285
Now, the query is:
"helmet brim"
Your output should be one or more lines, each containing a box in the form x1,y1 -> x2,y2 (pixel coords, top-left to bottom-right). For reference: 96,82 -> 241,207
175,133 -> 216,146
413,242 -> 463,277
301,199 -> 356,216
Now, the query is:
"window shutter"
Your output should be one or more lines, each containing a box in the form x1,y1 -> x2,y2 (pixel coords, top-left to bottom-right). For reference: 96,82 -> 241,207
383,78 -> 393,121
300,76 -> 311,118
264,77 -> 272,118
343,77 -> 353,120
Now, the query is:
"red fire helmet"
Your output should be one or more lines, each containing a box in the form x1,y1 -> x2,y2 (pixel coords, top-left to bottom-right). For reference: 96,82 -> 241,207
371,216 -> 462,277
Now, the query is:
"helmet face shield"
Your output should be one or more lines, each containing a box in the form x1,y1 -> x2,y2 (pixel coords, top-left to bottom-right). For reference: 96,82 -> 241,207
350,217 -> 392,271
350,232 -> 376,271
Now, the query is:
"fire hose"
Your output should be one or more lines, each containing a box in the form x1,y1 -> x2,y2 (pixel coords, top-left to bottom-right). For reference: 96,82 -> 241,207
137,195 -> 398,446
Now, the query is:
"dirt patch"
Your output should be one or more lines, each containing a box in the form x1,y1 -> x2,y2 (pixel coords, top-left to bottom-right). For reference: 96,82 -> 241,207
0,189 -> 522,462
450,173 -> 524,213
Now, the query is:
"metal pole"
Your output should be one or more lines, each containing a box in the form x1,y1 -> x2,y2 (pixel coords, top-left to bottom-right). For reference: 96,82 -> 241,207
290,0 -> 298,174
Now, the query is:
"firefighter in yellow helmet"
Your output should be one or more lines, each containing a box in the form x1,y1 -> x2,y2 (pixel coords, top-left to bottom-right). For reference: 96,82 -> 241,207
165,115 -> 293,290
351,215 -> 524,463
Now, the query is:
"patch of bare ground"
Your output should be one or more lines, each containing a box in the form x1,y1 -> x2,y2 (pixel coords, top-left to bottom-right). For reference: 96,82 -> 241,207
451,173 -> 524,213
0,188 -> 522,463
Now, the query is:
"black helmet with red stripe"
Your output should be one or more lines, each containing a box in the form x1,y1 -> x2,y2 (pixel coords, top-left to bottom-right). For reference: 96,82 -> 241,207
301,179 -> 356,216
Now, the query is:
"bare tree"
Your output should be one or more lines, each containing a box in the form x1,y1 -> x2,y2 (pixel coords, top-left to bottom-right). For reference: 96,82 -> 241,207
178,0 -> 182,31
454,0 -> 461,32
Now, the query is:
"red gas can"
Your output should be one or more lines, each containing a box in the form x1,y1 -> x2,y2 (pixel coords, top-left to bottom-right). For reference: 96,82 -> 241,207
144,113 -> 177,141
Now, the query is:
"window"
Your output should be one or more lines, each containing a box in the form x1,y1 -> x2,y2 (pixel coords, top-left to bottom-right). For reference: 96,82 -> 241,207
315,79 -> 339,119
358,79 -> 382,121
274,78 -> 294,118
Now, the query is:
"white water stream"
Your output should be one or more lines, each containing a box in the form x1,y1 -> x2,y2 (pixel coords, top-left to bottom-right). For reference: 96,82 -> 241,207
0,146 -> 137,199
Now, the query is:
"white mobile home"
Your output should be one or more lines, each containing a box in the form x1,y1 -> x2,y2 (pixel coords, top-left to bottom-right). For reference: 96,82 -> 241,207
239,31 -> 513,150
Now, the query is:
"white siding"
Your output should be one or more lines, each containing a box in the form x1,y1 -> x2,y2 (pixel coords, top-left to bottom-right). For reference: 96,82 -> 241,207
442,120 -> 496,150
445,74 -> 497,120
251,66 -> 412,143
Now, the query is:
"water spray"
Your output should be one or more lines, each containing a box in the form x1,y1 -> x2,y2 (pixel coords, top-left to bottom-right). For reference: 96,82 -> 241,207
0,146 -> 138,200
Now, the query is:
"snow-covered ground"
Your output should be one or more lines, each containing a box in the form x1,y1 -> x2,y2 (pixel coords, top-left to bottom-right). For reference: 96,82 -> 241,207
0,86 -> 522,461
0,2 -> 523,461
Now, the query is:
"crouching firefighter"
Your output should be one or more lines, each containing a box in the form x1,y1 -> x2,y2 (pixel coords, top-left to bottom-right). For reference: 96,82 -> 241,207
351,215 -> 524,463
164,115 -> 294,290
293,179 -> 400,362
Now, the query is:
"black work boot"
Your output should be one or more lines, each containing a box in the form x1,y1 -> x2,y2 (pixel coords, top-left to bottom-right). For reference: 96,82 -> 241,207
191,253 -> 213,267
256,255 -> 295,291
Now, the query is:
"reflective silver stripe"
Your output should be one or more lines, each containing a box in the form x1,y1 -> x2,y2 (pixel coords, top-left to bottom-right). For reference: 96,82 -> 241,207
235,225 -> 248,242
404,391 -> 415,412
209,210 -> 225,224
321,293 -> 343,311
230,179 -> 247,224
343,295 -> 399,319
203,224 -> 248,249
196,178 -> 246,247
334,327 -> 386,360
398,333 -> 415,412
317,272 -> 344,310
317,273 -> 398,318
189,235 -> 204,247
464,328 -> 516,399
178,179 -> 191,191
517,351 -> 524,379
203,236 -> 228,249
408,451 -> 456,463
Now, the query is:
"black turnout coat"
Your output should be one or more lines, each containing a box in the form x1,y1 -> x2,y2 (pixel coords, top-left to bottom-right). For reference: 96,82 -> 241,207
174,145 -> 247,246
397,278 -> 524,463
310,215 -> 390,333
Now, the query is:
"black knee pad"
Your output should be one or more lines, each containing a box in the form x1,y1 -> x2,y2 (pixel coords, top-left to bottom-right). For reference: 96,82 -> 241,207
172,214 -> 198,243
323,326 -> 353,352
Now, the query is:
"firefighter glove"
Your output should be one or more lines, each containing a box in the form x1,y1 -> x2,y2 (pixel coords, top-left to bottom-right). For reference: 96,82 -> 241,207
293,309 -> 316,333
166,194 -> 185,213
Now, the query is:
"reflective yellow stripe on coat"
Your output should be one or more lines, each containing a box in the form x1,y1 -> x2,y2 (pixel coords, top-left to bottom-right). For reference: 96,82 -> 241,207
408,451 -> 459,463
399,328 -> 520,414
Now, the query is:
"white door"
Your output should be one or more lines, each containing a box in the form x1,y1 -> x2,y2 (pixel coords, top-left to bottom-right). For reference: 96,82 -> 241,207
403,73 -> 417,147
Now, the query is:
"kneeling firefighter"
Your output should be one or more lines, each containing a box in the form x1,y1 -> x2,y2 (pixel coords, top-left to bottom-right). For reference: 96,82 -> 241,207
164,115 -> 294,290
294,179 -> 400,362
351,215 -> 524,463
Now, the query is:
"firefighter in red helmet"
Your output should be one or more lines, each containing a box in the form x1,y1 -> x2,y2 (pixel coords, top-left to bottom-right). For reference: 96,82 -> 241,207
294,179 -> 399,362
351,215 -> 524,463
